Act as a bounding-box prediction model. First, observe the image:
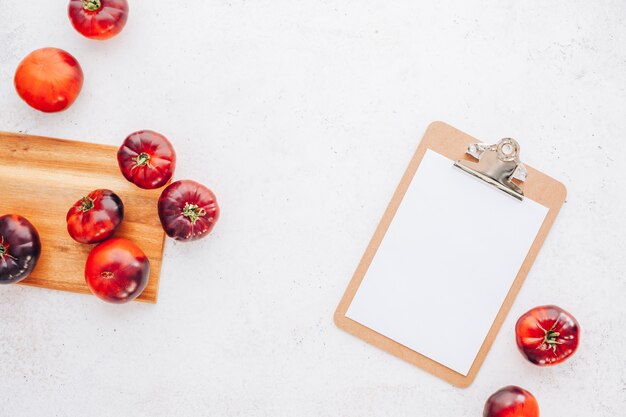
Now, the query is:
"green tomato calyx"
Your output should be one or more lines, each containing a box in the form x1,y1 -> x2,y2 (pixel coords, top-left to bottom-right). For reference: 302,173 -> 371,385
133,152 -> 151,167
83,0 -> 102,12
538,322 -> 564,352
80,197 -> 95,212
182,202 -> 207,224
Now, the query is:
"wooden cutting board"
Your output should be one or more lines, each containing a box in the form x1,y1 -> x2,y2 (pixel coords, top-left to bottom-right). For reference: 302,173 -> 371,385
0,132 -> 166,303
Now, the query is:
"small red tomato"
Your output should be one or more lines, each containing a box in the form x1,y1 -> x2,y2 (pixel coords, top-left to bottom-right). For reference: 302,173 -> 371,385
0,215 -> 42,284
14,48 -> 84,113
515,305 -> 579,366
483,386 -> 539,417
158,180 -> 219,241
66,189 -> 124,244
117,130 -> 176,189
68,0 -> 129,40
85,238 -> 150,303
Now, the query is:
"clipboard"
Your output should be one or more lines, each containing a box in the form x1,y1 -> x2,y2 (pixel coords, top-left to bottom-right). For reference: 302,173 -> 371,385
334,121 -> 566,387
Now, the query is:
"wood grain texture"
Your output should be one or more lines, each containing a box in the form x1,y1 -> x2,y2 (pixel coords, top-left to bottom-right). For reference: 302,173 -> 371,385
334,121 -> 567,387
0,132 -> 166,303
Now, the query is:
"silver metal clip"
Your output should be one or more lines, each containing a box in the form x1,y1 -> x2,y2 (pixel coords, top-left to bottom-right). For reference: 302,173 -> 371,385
453,138 -> 527,201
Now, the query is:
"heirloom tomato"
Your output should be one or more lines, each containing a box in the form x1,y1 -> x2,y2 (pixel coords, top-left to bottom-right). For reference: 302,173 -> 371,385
68,0 -> 129,40
117,130 -> 176,189
515,305 -> 579,366
67,189 -> 124,244
85,238 -> 149,303
14,48 -> 84,113
0,215 -> 42,284
158,180 -> 219,241
483,386 -> 539,417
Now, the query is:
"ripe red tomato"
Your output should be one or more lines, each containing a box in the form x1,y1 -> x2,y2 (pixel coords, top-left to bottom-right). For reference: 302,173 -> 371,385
117,130 -> 176,189
483,386 -> 539,417
158,180 -> 219,241
515,305 -> 579,366
85,238 -> 150,303
14,48 -> 84,113
0,215 -> 42,284
68,0 -> 129,40
66,189 -> 124,244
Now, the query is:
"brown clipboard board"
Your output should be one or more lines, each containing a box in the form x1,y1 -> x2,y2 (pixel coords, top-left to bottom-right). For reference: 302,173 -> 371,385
334,121 -> 566,387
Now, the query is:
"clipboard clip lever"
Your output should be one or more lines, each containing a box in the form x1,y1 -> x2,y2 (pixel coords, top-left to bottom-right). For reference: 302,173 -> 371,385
454,138 -> 527,201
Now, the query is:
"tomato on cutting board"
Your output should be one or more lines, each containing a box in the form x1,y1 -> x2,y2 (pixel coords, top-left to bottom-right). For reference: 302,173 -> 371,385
14,48 -> 84,113
515,305 -> 580,366
0,215 -> 42,284
158,180 -> 219,241
66,189 -> 124,244
483,386 -> 539,417
68,0 -> 129,40
117,130 -> 176,189
85,238 -> 150,303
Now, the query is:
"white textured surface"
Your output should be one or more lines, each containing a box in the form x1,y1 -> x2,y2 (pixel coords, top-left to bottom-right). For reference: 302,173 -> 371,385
0,1 -> 625,415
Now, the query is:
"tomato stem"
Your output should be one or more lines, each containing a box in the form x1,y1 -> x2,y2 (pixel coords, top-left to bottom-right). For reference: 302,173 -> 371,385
80,196 -> 95,212
101,271 -> 114,279
538,322 -> 563,352
0,243 -> 6,258
82,0 -> 101,11
133,152 -> 151,167
182,202 -> 207,224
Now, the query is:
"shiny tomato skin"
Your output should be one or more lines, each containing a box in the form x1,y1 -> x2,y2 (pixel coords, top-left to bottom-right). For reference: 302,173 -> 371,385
14,48 -> 84,113
117,130 -> 176,190
515,305 -> 579,366
85,238 -> 150,303
0,215 -> 42,284
483,386 -> 539,417
68,0 -> 129,40
66,189 -> 124,244
158,180 -> 219,241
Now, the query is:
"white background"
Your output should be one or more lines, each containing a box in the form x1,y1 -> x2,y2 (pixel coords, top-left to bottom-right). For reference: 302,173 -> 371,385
1,1 -> 624,415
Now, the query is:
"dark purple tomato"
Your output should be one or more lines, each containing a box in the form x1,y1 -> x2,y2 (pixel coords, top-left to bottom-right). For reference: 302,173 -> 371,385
483,386 -> 539,417
158,180 -> 219,241
117,130 -> 176,189
0,214 -> 42,284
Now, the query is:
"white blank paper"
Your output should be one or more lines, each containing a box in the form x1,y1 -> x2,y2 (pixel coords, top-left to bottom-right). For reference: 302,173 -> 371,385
346,150 -> 548,376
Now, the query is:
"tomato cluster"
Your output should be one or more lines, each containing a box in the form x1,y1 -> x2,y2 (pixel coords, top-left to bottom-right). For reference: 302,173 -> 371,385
8,4 -> 220,303
1,133 -> 218,302
63,131 -> 219,303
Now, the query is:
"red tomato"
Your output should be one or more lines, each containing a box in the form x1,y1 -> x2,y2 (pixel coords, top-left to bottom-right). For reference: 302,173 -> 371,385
515,305 -> 579,366
14,48 -> 84,113
158,180 -> 219,241
68,0 -> 129,40
483,386 -> 539,417
66,189 -> 124,244
0,215 -> 42,284
117,130 -> 176,189
85,238 -> 150,303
